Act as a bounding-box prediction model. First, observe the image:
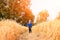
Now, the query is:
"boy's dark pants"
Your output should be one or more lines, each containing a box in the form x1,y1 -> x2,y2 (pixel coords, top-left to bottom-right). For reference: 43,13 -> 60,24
29,27 -> 32,33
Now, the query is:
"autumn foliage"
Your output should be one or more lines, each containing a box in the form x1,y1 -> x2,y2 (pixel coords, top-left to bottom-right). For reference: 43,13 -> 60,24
0,0 -> 34,26
8,0 -> 31,16
56,12 -> 60,20
36,10 -> 49,23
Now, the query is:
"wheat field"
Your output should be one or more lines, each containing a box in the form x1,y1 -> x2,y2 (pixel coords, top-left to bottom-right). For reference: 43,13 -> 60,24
0,19 -> 60,40
32,19 -> 60,40
0,19 -> 29,40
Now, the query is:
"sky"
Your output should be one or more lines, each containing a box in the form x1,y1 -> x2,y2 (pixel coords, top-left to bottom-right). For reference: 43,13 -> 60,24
30,0 -> 60,23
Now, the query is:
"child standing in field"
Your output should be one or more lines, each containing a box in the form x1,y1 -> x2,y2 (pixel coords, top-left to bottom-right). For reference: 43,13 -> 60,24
27,20 -> 32,33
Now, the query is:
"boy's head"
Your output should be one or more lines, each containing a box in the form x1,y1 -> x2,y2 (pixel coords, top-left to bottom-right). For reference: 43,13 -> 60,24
28,20 -> 31,23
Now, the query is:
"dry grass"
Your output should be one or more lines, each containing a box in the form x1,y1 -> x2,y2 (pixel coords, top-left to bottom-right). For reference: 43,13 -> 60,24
0,19 -> 28,40
32,19 -> 60,40
1,19 -> 60,40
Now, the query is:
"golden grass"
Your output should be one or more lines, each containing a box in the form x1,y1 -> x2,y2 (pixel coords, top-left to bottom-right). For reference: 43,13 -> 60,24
1,19 -> 60,40
32,19 -> 60,40
0,19 -> 28,40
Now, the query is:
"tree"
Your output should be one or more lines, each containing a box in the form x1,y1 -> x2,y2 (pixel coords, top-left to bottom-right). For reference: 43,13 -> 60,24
0,0 -> 34,26
36,10 -> 49,23
8,0 -> 35,26
8,0 -> 31,16
0,0 -> 16,20
56,12 -> 60,20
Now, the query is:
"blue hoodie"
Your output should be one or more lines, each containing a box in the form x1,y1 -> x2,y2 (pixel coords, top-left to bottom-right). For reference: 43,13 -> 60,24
27,22 -> 32,28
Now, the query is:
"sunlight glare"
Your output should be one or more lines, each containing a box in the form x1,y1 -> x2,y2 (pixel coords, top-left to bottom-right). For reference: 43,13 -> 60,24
30,0 -> 60,23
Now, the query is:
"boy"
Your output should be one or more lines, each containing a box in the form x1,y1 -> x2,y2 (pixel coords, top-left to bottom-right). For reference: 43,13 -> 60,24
27,20 -> 32,33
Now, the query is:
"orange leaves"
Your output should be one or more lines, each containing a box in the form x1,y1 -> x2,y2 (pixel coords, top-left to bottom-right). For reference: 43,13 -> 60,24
56,12 -> 60,19
20,0 -> 30,6
9,0 -> 30,11
24,8 -> 34,22
8,0 -> 34,26
39,10 -> 49,17
36,10 -> 49,23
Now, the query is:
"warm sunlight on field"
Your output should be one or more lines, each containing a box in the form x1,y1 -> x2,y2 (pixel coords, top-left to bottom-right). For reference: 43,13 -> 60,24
0,20 -> 28,40
32,19 -> 60,40
1,0 -> 60,40
30,0 -> 60,23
